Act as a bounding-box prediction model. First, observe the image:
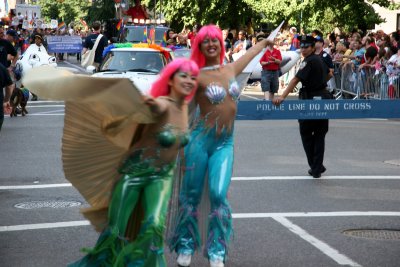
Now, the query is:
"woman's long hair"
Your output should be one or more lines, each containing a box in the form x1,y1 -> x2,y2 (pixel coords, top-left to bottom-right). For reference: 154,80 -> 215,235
190,25 -> 225,68
149,58 -> 199,101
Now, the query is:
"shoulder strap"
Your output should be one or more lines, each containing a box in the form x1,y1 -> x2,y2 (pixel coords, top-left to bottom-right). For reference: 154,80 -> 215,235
92,34 -> 103,51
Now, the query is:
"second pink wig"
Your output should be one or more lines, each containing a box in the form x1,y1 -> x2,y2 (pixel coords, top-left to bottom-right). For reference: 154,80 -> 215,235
190,25 -> 225,68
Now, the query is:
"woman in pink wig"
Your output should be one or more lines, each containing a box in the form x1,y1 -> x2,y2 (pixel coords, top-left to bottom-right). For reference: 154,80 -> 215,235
69,58 -> 199,267
169,25 -> 272,267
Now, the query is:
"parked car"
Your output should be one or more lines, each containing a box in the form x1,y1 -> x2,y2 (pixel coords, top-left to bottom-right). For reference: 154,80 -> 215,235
171,47 -> 191,59
91,47 -> 171,94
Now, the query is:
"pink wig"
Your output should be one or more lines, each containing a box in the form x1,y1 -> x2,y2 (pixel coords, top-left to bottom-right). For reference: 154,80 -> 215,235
149,58 -> 199,102
190,25 -> 225,68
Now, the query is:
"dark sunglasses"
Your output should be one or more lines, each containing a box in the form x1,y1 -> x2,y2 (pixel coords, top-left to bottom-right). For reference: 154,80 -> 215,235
300,43 -> 311,48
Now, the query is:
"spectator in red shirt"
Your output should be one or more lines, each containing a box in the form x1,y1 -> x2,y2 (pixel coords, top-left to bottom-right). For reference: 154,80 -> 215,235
124,0 -> 149,21
187,24 -> 200,48
260,39 -> 282,100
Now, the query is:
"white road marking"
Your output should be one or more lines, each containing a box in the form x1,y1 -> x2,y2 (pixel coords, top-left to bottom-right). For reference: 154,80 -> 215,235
239,94 -> 260,100
63,60 -> 87,72
26,105 -> 65,108
28,101 -> 64,104
34,110 -> 65,115
1,212 -> 399,232
273,216 -> 362,266
233,211 -> 400,218
24,113 -> 65,116
2,176 -> 400,190
0,221 -> 90,232
0,183 -> 71,190
232,176 -> 400,180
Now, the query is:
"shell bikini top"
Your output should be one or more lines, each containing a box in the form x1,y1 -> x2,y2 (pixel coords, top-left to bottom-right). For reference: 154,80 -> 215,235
205,79 -> 241,104
157,124 -> 190,148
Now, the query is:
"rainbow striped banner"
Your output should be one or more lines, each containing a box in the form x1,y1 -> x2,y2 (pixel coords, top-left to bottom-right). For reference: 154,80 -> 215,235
116,19 -> 123,32
143,27 -> 148,43
58,21 -> 66,30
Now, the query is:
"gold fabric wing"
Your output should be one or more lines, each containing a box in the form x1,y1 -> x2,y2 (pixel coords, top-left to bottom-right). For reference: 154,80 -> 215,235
23,66 -> 155,230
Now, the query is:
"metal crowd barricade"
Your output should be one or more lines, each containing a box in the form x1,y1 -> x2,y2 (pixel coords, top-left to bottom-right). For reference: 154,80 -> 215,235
335,63 -> 400,100
357,67 -> 399,99
332,62 -> 343,98
338,63 -> 359,99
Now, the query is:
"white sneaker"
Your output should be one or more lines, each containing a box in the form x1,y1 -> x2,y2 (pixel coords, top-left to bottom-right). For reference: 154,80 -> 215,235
177,254 -> 192,266
210,259 -> 224,267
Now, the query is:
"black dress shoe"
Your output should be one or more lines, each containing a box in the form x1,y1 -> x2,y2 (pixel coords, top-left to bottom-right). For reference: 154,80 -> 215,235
308,166 -> 326,176
312,172 -> 321,178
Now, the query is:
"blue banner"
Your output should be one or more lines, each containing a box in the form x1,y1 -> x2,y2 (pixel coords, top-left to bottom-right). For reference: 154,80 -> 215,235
47,36 -> 83,53
236,100 -> 400,120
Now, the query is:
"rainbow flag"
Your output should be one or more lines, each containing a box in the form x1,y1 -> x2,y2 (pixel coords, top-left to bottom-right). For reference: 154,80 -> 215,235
161,31 -> 167,47
149,27 -> 155,44
80,18 -> 88,31
58,21 -> 66,31
143,27 -> 148,43
116,19 -> 123,32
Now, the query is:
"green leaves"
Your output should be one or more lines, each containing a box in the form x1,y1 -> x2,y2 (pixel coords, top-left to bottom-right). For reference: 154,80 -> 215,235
37,0 -> 392,35
38,0 -> 91,25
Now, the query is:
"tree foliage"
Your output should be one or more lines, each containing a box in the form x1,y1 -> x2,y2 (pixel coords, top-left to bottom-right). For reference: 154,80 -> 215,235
144,0 -> 392,34
243,0 -> 391,33
38,0 -> 91,25
86,0 -> 117,23
143,0 -> 258,31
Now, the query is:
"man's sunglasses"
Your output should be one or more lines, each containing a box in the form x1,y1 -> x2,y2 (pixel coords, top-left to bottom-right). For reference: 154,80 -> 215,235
300,43 -> 311,48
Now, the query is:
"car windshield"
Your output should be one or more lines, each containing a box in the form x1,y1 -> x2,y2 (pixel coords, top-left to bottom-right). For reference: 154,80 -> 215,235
100,51 -> 165,73
125,26 -> 147,43
173,48 -> 191,58
124,26 -> 168,45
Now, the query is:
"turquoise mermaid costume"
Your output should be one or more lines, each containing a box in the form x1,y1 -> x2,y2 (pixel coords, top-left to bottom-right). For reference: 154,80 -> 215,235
169,79 -> 240,262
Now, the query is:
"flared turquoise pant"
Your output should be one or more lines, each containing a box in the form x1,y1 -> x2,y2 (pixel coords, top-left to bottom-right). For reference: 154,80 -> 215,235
170,122 -> 234,262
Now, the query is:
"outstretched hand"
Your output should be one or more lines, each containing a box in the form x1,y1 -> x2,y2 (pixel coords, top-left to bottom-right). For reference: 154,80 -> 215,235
272,96 -> 284,106
143,95 -> 160,113
3,101 -> 11,115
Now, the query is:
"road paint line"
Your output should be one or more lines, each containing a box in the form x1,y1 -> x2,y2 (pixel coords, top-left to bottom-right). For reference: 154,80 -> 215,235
26,105 -> 65,108
232,211 -> 400,218
34,109 -> 65,115
25,113 -> 65,116
0,183 -> 72,190
2,176 -> 400,190
28,101 -> 64,104
233,176 -> 400,180
239,94 -> 261,100
2,212 -> 399,232
63,60 -> 87,72
273,216 -> 361,266
0,221 -> 90,232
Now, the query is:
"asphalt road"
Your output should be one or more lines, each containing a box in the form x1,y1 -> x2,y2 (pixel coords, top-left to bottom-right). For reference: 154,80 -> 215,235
1,59 -> 400,267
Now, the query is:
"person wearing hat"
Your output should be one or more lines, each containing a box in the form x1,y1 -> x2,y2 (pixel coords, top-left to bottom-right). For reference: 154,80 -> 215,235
0,63 -> 15,131
6,29 -> 18,43
314,33 -> 334,87
33,33 -> 45,50
0,29 -> 18,79
273,35 -> 333,178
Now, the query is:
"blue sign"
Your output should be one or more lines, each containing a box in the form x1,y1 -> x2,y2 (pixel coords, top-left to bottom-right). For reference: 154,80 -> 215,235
47,36 -> 83,53
236,100 -> 400,120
